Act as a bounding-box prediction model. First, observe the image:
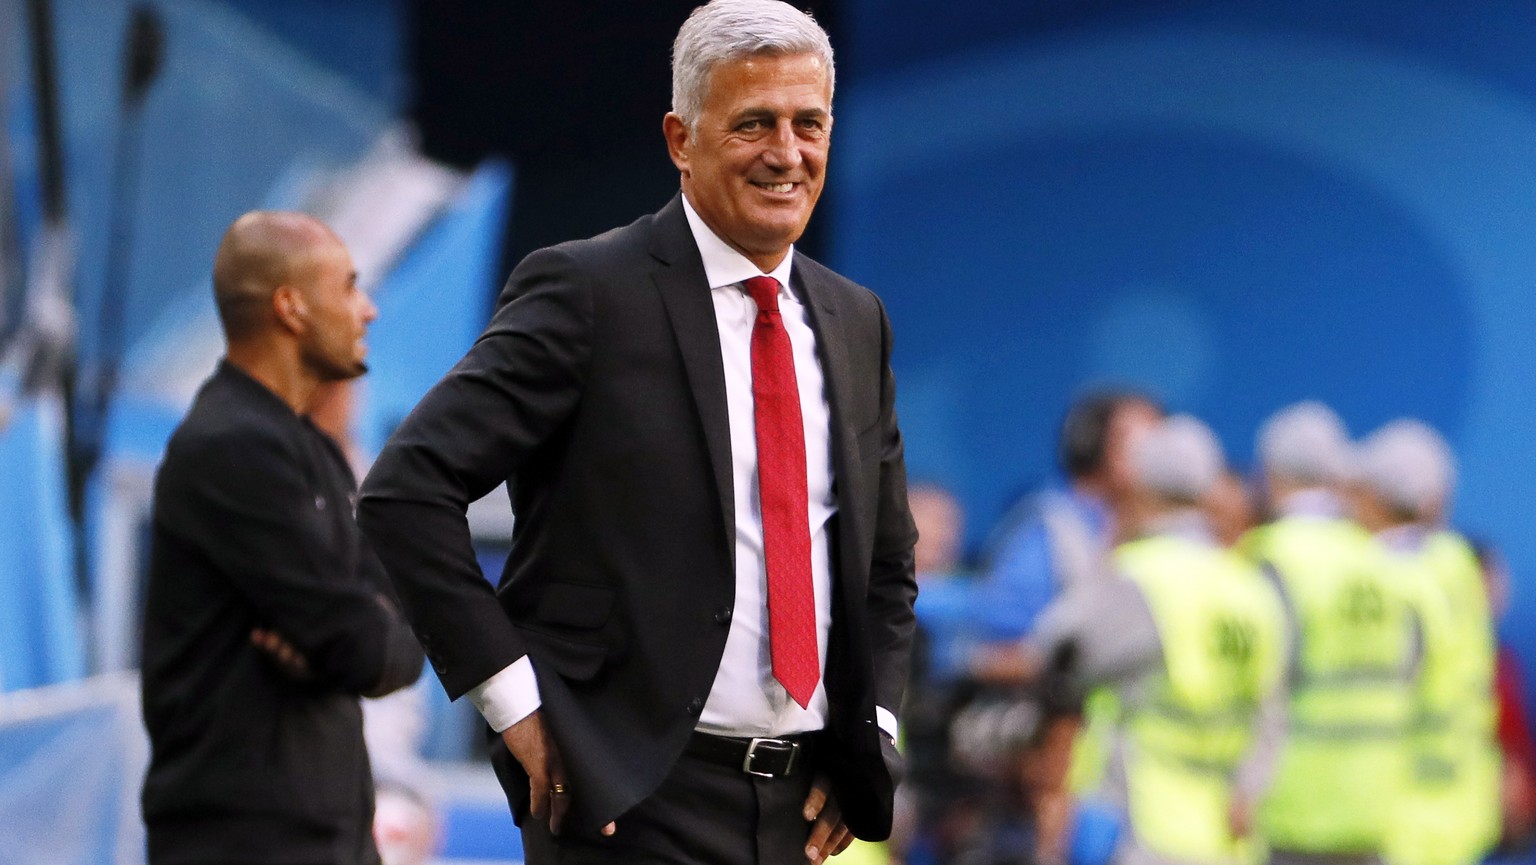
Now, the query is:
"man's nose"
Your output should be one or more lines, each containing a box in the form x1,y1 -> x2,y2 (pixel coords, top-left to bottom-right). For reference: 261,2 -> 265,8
761,120 -> 803,170
362,295 -> 379,324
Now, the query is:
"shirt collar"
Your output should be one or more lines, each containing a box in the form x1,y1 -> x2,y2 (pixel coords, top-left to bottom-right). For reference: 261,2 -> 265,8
1060,485 -> 1112,540
681,193 -> 796,297
217,358 -> 300,420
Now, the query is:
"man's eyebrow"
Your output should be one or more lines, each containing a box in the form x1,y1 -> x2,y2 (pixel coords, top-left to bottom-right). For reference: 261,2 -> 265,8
732,106 -> 830,122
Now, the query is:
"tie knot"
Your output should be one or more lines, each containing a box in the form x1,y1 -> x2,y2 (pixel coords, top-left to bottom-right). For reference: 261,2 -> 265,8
743,275 -> 781,314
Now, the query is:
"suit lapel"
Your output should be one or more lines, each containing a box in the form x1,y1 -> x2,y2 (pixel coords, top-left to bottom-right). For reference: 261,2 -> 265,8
649,197 -> 737,565
796,262 -> 854,469
795,258 -> 864,592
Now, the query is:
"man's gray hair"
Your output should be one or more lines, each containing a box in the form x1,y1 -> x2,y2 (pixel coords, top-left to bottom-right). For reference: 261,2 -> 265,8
1355,419 -> 1456,518
671,0 -> 835,130
1133,414 -> 1226,505
1257,400 -> 1353,484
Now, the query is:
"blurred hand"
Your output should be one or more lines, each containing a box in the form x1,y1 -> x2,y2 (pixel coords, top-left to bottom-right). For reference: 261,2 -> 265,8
967,642 -> 1042,686
1024,716 -> 1079,865
803,776 -> 854,862
1502,760 -> 1536,842
251,628 -> 312,681
1228,796 -> 1254,839
500,710 -> 615,838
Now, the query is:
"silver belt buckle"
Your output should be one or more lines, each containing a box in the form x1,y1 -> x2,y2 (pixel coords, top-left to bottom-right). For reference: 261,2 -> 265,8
742,737 -> 798,777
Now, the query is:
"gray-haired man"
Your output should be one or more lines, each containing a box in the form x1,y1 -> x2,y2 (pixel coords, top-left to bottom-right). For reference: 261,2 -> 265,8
357,1 -> 918,862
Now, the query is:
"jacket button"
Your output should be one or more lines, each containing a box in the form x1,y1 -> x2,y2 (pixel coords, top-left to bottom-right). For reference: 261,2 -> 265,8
687,697 -> 704,716
714,608 -> 732,625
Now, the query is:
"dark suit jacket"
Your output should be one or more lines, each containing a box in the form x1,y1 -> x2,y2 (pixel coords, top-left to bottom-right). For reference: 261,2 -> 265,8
141,363 -> 424,865
358,195 -> 919,840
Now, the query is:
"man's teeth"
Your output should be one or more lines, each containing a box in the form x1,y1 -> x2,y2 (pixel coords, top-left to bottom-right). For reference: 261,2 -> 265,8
756,182 -> 795,193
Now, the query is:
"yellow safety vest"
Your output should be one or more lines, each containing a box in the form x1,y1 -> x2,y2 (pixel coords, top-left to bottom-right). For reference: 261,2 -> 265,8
1384,531 -> 1500,865
1240,516 -> 1415,854
1115,534 -> 1285,864
1067,687 -> 1120,797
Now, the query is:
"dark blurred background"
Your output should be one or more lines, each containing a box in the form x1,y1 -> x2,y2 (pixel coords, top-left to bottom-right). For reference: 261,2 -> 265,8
404,0 -> 837,271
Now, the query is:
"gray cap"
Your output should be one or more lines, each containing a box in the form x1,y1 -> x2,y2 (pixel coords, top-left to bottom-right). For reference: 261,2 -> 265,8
1355,419 -> 1455,517
1133,414 -> 1225,502
1257,401 -> 1352,484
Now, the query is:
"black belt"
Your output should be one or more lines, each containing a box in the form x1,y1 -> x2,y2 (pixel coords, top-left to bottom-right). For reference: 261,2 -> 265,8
686,731 -> 815,778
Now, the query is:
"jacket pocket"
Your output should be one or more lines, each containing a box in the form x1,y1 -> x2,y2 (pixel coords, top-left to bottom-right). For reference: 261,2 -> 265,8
520,582 -> 617,681
535,581 -> 615,629
519,626 -> 609,681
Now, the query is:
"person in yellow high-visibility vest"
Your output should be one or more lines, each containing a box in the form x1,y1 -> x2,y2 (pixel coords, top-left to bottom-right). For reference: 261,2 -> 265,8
1031,414 -> 1286,865
1352,420 -> 1500,865
1240,403 -> 1418,865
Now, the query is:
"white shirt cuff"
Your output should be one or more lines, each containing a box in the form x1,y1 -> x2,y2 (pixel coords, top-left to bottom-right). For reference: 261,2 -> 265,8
876,705 -> 899,742
466,657 -> 541,733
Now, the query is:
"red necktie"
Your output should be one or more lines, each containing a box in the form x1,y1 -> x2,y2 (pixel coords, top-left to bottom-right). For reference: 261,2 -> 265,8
743,275 -> 819,708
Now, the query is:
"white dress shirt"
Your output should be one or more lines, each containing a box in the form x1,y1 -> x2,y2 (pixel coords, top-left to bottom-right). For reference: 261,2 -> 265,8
683,196 -> 835,737
468,196 -> 896,741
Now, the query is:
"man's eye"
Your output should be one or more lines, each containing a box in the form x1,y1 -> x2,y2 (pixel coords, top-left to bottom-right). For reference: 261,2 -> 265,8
738,119 -> 764,131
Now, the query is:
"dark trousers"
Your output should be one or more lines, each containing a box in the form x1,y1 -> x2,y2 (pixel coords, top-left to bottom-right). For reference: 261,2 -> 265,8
521,748 -> 818,865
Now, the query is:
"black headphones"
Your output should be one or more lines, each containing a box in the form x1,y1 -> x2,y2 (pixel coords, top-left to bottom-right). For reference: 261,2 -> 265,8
1056,389 -> 1160,479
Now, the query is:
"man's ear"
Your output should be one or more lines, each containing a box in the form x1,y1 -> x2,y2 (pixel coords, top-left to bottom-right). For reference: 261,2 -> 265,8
663,113 -> 691,176
272,284 -> 307,334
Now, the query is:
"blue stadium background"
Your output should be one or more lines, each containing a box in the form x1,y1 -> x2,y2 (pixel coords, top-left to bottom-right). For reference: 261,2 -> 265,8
833,0 -> 1536,680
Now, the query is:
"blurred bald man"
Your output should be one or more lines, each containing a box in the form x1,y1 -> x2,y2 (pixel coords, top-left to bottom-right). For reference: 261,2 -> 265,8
139,212 -> 423,865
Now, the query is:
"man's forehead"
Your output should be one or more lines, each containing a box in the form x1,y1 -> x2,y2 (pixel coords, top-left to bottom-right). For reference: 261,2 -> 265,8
706,53 -> 831,101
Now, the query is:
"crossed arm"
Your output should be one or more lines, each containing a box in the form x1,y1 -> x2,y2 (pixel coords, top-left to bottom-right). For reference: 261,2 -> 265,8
157,424 -> 423,697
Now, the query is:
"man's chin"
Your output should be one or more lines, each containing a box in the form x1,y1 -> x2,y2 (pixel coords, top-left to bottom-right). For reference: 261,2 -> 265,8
319,361 -> 369,382
741,219 -> 811,253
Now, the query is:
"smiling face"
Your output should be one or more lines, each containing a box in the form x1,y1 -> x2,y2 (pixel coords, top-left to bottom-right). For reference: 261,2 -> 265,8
664,52 -> 832,272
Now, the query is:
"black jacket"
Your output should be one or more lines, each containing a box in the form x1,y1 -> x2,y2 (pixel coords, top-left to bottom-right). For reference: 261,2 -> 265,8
358,196 -> 919,840
140,362 -> 423,865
